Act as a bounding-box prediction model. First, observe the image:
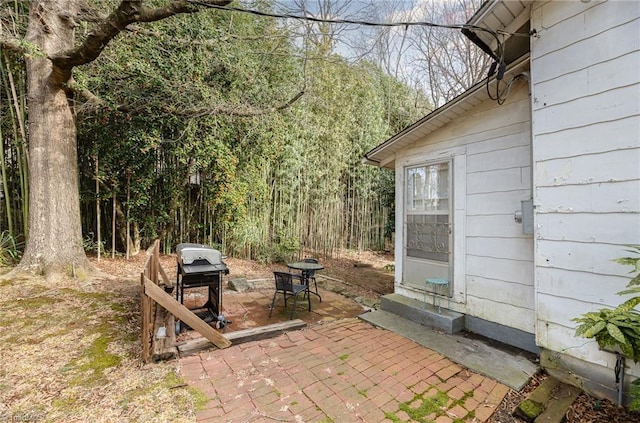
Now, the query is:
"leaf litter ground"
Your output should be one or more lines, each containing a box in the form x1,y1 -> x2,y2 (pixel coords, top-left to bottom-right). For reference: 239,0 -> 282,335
0,250 -> 394,422
1,251 -> 638,422
0,269 -> 203,422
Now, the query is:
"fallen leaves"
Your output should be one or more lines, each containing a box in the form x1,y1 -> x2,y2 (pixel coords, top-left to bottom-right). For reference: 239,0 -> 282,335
0,274 -> 200,422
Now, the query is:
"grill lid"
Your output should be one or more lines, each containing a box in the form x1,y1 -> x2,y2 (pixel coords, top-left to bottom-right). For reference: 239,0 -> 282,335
176,243 -> 223,266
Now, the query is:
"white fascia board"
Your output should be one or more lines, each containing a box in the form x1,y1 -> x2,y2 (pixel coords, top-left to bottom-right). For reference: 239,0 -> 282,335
364,54 -> 531,168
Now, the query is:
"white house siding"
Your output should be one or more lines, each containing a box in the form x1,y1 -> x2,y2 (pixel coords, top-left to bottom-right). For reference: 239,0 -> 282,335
395,84 -> 536,334
531,0 -> 640,374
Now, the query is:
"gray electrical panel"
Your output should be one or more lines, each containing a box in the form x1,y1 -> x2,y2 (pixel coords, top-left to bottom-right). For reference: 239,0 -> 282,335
521,199 -> 534,235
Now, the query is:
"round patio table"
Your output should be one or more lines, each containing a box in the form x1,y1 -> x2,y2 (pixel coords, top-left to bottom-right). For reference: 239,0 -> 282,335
287,261 -> 324,302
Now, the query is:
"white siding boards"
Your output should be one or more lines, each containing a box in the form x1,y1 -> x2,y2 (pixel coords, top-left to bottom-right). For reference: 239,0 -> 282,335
531,0 -> 640,377
364,0 -> 640,405
465,87 -> 534,334
395,83 -> 535,334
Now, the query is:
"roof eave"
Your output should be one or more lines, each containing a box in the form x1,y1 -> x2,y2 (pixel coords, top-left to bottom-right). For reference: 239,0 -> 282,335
363,54 -> 530,169
467,0 -> 501,27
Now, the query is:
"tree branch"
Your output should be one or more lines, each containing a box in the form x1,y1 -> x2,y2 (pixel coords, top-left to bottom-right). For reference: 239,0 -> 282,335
68,79 -> 305,118
77,2 -> 108,23
123,25 -> 292,45
50,0 -> 232,70
0,34 -> 30,55
75,85 -> 108,108
66,80 -> 133,114
164,90 -> 306,118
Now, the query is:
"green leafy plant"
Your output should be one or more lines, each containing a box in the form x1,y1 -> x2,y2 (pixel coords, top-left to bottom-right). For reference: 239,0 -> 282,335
82,232 -> 105,255
0,231 -> 23,266
573,245 -> 640,410
574,246 -> 640,361
631,378 -> 640,411
253,235 -> 300,265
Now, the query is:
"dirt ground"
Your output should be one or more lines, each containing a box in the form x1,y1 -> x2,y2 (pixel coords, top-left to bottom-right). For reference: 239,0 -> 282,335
96,249 -> 396,305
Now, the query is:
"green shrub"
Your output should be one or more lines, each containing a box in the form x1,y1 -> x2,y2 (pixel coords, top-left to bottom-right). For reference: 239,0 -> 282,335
631,379 -> 640,411
0,231 -> 23,266
573,245 -> 640,410
253,236 -> 299,265
573,246 -> 640,362
83,232 -> 106,254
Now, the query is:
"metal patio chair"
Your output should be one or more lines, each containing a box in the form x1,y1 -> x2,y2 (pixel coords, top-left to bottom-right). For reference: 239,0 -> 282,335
269,271 -> 311,319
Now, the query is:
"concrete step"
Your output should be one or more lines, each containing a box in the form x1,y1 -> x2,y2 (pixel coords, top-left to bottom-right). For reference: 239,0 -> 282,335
380,293 -> 465,334
514,377 -> 581,423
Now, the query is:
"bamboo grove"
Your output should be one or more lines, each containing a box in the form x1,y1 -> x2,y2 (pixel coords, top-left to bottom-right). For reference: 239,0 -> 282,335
0,1 -> 429,263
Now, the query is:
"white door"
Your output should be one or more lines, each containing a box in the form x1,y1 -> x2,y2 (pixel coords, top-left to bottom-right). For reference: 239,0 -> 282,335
403,161 -> 452,293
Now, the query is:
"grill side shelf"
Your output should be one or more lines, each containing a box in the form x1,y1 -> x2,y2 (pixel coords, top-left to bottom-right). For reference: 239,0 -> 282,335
181,263 -> 229,275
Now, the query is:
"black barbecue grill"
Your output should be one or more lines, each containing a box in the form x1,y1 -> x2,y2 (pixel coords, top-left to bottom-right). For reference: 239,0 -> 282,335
176,243 -> 230,330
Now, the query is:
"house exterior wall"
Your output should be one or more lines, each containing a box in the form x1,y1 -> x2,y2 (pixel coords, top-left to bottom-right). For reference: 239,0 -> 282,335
530,0 -> 640,384
394,83 -> 536,336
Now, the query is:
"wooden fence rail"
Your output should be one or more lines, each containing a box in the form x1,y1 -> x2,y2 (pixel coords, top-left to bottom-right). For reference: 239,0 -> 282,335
140,240 -> 231,363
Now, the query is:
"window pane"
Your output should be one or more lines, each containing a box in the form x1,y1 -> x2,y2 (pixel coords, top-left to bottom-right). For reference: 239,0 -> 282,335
406,214 -> 450,262
406,163 -> 449,213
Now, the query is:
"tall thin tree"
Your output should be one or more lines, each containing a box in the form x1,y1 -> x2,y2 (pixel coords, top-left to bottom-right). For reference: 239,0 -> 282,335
0,0 -> 306,278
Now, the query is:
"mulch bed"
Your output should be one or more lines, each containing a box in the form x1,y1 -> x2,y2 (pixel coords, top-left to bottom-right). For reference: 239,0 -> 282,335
489,372 -> 640,423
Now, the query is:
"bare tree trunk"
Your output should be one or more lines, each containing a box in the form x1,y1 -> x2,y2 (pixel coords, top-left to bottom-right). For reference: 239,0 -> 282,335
115,200 -> 141,256
17,1 -> 93,277
112,190 -> 116,259
96,155 -> 101,262
4,0 -> 238,277
126,172 -> 131,259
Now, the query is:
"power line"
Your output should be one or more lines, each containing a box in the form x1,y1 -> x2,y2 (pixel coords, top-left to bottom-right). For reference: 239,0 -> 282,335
187,1 -> 528,41
188,0 -> 532,105
185,0 -> 530,76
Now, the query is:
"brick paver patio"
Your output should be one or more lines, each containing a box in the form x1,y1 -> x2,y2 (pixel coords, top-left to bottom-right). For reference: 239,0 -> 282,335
179,318 -> 508,422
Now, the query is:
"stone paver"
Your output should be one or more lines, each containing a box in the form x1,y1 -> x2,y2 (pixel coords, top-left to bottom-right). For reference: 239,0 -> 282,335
179,318 -> 509,422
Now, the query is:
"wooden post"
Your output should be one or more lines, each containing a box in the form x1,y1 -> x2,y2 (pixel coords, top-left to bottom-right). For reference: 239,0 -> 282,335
150,240 -> 159,284
140,271 -> 152,363
141,244 -> 158,363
